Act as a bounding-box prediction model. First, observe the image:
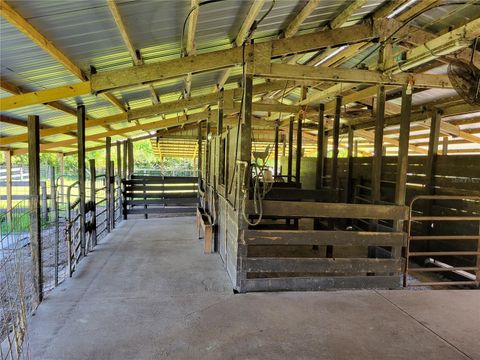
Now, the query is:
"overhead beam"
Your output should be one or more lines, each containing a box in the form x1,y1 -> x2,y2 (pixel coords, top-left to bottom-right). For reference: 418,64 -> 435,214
284,0 -> 321,38
184,0 -> 199,98
256,63 -> 452,88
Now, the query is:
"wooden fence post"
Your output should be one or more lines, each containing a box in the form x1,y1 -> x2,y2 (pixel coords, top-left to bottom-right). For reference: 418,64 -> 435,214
28,114 -> 42,305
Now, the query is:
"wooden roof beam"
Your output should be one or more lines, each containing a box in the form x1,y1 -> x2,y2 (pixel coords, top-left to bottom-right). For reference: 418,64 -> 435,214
0,0 -> 126,113
183,0 -> 199,99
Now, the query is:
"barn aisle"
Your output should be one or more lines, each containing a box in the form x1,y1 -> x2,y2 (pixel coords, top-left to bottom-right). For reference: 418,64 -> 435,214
28,217 -> 479,360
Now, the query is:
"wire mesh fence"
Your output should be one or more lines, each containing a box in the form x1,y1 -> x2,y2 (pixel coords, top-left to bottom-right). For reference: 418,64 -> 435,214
0,165 -> 122,359
0,200 -> 32,360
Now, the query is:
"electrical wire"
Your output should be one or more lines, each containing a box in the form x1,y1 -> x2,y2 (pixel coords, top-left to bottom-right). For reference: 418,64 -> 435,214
355,1 -> 479,68
180,0 -> 227,57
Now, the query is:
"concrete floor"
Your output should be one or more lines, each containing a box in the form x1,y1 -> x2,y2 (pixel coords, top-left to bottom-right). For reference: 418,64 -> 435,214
29,217 -> 480,360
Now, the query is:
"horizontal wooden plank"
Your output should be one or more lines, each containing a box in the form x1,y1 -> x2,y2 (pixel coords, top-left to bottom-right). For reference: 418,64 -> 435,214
124,192 -> 197,199
250,201 -> 409,220
127,207 -> 196,214
246,258 -> 402,273
125,185 -> 197,191
244,230 -> 406,246
241,275 -> 402,292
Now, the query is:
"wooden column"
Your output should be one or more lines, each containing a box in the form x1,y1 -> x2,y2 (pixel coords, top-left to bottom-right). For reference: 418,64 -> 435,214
274,121 -> 279,178
28,115 -> 42,305
315,104 -> 325,190
5,150 -> 12,223
295,114 -> 303,187
345,126 -> 354,203
127,139 -> 134,178
426,109 -> 441,195
372,85 -> 385,204
394,85 -> 412,209
331,96 -> 341,192
198,121 -> 203,178
51,165 -> 59,286
395,85 -> 412,264
89,159 -> 97,248
122,140 -> 128,179
77,105 -> 87,257
110,160 -> 116,225
105,137 -> 111,233
287,116 -> 294,183
116,141 -> 121,177
217,90 -> 224,136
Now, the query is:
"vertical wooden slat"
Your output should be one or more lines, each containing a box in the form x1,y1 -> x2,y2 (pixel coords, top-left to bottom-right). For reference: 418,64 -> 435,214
89,159 -> 97,248
345,126 -> 354,203
274,121 -> 279,178
122,140 -> 128,179
287,116 -> 294,183
116,141 -> 121,178
77,105 -> 87,256
295,114 -> 303,187
28,114 -> 42,305
105,137 -> 111,233
315,104 -> 325,190
127,139 -> 134,178
372,85 -> 385,204
331,96 -> 341,192
5,150 -> 12,224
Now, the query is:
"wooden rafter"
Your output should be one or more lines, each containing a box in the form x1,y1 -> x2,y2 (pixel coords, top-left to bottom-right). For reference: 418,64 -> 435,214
0,0 -> 126,113
283,0 -> 321,39
184,0 -> 199,99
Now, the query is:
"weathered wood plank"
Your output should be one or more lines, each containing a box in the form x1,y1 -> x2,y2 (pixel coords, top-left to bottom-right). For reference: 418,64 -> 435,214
250,201 -> 409,220
241,275 -> 402,291
244,230 -> 406,246
246,257 -> 402,273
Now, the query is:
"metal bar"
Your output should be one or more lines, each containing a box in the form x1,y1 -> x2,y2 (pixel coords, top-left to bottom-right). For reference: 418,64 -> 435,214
105,136 -> 111,233
28,114 -> 42,304
89,158 -> 97,248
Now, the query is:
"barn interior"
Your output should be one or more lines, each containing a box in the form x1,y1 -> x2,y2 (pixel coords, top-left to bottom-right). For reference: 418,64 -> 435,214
1,0 -> 479,359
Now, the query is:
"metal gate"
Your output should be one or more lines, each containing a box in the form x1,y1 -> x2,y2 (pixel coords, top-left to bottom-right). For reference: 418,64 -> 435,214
405,195 -> 480,287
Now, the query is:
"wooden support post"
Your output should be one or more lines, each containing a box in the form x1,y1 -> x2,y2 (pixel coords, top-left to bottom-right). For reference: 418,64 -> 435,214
122,140 -> 128,179
442,136 -> 448,156
314,104 -> 325,230
295,114 -> 303,187
77,105 -> 87,256
206,118 -> 211,186
198,121 -> 203,183
239,47 -> 253,228
105,137 -> 111,233
425,109 -> 441,195
395,85 -> 412,266
287,116 -> 294,183
274,121 -> 279,178
372,85 -> 385,205
327,96 -> 341,257
331,96 -> 341,193
28,115 -> 42,305
353,141 -> 358,157
315,104 -> 325,190
127,139 -> 134,178
345,126 -> 354,204
5,150 -> 12,224
217,89 -> 224,136
116,141 -> 121,177
50,166 -> 59,287
89,159 -> 97,249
